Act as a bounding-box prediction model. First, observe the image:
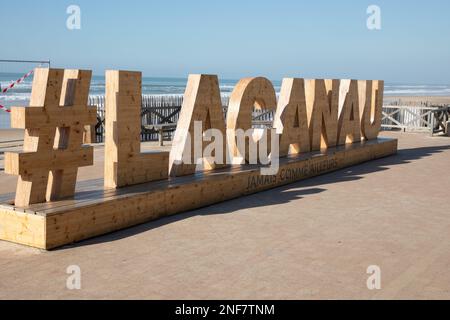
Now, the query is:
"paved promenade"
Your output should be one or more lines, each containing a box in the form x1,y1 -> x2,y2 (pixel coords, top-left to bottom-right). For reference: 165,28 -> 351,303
0,131 -> 449,299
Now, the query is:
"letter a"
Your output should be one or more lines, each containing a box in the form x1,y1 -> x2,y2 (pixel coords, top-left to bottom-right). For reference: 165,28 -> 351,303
169,74 -> 226,177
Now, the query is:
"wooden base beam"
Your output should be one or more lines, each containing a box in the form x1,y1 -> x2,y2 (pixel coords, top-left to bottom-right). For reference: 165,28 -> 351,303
0,138 -> 397,250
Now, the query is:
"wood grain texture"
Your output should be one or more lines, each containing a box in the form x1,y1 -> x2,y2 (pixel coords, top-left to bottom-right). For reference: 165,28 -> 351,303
338,79 -> 362,145
359,80 -> 384,140
4,68 -> 96,207
226,77 -> 277,162
274,78 -> 311,157
0,138 -> 397,250
169,74 -> 227,177
305,79 -> 340,151
104,70 -> 169,188
0,208 -> 46,249
0,71 -> 391,249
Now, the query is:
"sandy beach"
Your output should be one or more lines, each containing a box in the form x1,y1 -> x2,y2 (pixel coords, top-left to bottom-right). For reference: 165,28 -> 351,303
384,95 -> 450,106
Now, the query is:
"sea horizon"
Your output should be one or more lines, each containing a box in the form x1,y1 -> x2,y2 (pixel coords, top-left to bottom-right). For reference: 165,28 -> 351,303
2,71 -> 450,129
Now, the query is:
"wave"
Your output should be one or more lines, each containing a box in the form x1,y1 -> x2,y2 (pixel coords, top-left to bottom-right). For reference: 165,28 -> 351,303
385,85 -> 448,89
385,88 -> 450,95
0,93 -> 31,102
0,82 -> 33,90
2,76 -> 450,100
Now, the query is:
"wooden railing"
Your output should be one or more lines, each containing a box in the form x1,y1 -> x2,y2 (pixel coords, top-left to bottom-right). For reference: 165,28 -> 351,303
88,96 -> 450,143
88,95 -> 275,143
89,95 -> 184,143
382,105 -> 450,135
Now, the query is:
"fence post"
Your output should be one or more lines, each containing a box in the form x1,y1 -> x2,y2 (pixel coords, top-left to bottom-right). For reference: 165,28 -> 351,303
430,111 -> 435,136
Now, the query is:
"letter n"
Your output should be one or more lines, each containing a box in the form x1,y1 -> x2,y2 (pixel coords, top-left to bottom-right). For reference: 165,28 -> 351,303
169,74 -> 226,177
337,79 -> 361,145
305,79 -> 339,151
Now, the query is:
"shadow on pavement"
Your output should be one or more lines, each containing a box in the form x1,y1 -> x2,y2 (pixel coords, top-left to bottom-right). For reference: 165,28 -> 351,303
45,144 -> 450,250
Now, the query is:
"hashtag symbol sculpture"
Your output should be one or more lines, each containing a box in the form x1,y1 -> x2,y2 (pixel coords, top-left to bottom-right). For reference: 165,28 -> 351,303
4,68 -> 97,207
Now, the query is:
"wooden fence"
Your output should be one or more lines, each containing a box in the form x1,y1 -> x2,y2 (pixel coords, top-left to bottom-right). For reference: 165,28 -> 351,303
88,95 -> 274,143
88,95 -> 450,143
382,105 -> 450,135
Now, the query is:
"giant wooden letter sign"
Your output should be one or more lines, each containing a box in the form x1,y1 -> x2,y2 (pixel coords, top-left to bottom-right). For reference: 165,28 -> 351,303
305,79 -> 339,151
226,77 -> 277,162
0,68 -> 397,250
273,78 -> 311,156
4,68 -> 96,207
338,79 -> 362,145
359,80 -> 384,140
104,71 -> 168,188
169,74 -> 226,177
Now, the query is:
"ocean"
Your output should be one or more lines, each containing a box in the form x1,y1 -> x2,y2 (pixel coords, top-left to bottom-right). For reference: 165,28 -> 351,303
1,72 -> 450,128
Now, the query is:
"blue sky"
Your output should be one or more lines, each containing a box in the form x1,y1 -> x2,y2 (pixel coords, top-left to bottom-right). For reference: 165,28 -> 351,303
1,0 -> 450,83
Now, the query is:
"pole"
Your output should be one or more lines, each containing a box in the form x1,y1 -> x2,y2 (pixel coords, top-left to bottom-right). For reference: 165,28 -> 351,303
0,59 -> 51,65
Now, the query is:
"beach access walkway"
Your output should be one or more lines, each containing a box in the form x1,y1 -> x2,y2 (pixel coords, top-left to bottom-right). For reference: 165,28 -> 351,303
0,131 -> 449,299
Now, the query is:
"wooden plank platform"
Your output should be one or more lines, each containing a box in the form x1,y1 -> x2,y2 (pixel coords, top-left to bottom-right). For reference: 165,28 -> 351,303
0,138 -> 397,250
